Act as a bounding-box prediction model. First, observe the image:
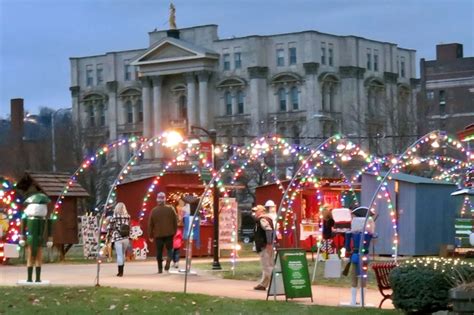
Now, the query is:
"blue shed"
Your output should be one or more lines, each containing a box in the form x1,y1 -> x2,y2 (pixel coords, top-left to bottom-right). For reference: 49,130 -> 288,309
361,172 -> 458,256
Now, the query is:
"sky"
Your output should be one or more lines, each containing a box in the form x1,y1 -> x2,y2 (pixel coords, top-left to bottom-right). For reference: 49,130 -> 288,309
0,0 -> 473,119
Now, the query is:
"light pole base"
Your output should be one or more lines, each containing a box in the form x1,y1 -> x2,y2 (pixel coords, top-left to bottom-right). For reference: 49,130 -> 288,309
212,261 -> 222,270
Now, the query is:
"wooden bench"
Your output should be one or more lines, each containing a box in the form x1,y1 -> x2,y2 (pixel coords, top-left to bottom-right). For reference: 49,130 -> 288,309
372,262 -> 398,308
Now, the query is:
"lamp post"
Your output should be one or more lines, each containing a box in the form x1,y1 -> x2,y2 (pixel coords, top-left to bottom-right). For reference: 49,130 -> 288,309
190,126 -> 221,270
51,108 -> 72,172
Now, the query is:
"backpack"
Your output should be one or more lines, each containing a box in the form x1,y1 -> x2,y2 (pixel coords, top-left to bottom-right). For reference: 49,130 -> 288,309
119,223 -> 130,238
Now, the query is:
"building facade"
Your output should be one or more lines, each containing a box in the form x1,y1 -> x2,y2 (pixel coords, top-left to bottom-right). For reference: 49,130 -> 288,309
70,24 -> 418,162
419,43 -> 474,135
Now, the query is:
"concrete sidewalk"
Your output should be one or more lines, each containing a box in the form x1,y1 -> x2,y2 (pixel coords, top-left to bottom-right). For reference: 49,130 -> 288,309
0,260 -> 393,309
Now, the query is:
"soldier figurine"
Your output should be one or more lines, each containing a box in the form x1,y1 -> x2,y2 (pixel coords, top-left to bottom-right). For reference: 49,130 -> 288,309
19,193 -> 53,283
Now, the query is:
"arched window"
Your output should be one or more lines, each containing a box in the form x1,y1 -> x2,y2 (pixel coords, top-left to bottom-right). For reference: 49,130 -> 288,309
290,87 -> 298,110
125,101 -> 133,124
225,92 -> 232,115
137,100 -> 143,122
237,91 -> 244,114
88,105 -> 95,127
98,103 -> 105,126
367,80 -> 384,118
178,95 -> 187,120
278,88 -> 286,111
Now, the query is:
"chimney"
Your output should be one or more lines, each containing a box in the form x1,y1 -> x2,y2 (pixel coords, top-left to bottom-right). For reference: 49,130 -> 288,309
436,43 -> 463,61
10,98 -> 24,143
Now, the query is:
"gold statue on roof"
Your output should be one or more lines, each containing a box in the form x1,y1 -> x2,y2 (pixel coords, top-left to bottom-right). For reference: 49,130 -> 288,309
169,3 -> 177,29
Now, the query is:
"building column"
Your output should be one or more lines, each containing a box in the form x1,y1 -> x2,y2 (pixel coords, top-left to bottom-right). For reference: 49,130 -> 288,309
198,71 -> 210,129
141,77 -> 153,159
152,76 -> 163,158
247,67 -> 269,135
106,81 -> 118,162
186,73 -> 197,132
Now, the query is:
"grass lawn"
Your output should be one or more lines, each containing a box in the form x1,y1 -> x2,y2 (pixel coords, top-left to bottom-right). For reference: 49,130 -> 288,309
0,286 -> 398,314
193,259 -> 378,290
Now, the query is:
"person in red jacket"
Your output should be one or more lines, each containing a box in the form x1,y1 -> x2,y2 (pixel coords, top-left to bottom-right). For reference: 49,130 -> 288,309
172,228 -> 183,269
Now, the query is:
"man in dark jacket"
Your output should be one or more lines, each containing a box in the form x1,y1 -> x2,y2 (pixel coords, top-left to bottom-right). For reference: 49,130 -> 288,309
252,205 -> 274,290
148,192 -> 178,273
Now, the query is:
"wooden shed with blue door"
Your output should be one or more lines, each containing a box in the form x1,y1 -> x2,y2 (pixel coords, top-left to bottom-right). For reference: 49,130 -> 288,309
361,172 -> 458,256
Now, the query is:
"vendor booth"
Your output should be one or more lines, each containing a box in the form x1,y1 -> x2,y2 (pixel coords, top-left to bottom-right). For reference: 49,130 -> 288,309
116,172 -> 214,257
361,172 -> 458,256
16,171 -> 89,260
255,179 -> 359,251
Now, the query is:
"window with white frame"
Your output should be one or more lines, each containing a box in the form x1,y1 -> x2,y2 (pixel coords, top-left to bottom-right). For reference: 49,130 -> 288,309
178,95 -> 187,120
96,64 -> 104,85
367,49 -> 372,70
276,48 -> 285,67
124,59 -> 132,81
328,43 -> 334,66
374,49 -> 379,72
321,43 -> 326,65
137,100 -> 143,122
400,56 -> 406,78
87,105 -> 95,126
289,44 -> 297,65
237,91 -> 244,114
86,65 -> 93,86
225,91 -> 232,115
125,101 -> 133,124
223,53 -> 231,71
278,88 -> 287,111
290,87 -> 299,110
98,103 -> 105,126
234,50 -> 242,69
426,91 -> 434,100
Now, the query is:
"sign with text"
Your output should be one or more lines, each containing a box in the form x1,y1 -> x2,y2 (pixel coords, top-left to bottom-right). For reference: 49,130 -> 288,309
81,215 -> 99,259
218,197 -> 238,250
277,248 -> 313,301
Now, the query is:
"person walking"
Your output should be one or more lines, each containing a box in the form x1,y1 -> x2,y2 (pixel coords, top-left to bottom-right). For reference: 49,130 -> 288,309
252,205 -> 274,291
148,192 -> 178,273
106,202 -> 130,277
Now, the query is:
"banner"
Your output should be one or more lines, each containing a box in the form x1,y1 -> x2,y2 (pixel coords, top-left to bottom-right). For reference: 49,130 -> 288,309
218,197 -> 238,250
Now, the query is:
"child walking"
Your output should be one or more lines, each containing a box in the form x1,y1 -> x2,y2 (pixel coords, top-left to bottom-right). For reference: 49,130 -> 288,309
172,228 -> 182,269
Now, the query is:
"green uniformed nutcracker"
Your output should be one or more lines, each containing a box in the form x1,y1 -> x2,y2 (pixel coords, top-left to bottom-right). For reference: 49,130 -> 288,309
19,193 -> 53,282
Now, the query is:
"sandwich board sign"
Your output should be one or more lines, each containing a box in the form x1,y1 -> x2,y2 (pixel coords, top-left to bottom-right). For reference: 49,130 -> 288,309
267,248 -> 313,301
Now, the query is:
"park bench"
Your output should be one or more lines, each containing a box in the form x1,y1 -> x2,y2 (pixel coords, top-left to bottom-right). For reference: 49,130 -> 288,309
372,262 -> 398,308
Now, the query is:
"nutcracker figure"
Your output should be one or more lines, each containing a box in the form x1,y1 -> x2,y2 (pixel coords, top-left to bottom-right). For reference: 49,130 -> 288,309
19,193 -> 53,283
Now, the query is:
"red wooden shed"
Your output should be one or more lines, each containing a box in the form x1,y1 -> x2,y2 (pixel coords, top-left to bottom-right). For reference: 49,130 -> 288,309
116,172 -> 214,257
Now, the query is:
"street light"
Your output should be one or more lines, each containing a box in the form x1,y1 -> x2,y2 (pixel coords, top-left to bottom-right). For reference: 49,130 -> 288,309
51,108 -> 72,172
190,125 -> 221,270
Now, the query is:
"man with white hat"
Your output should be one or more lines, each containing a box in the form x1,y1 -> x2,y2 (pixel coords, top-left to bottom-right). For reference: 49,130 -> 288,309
148,192 -> 178,273
252,205 -> 274,290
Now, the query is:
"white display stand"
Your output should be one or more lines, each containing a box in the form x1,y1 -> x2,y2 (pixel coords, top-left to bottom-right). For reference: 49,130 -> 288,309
4,243 -> 19,258
324,254 -> 342,278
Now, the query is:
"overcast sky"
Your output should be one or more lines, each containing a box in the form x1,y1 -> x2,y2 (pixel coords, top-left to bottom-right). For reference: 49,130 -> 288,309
0,0 -> 473,118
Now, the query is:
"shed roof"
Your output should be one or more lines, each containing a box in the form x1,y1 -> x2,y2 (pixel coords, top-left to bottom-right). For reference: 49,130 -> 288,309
17,172 -> 89,197
366,172 -> 456,186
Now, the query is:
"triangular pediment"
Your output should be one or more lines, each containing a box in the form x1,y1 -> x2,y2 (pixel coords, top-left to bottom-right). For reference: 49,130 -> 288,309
132,37 -> 219,66
143,42 -> 196,61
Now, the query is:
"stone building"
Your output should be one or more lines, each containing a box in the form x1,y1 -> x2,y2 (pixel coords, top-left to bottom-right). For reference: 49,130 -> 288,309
70,24 -> 418,162
419,43 -> 474,135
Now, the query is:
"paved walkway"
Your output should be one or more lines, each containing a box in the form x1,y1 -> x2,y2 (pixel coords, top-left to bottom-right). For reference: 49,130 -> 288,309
0,259 -> 393,309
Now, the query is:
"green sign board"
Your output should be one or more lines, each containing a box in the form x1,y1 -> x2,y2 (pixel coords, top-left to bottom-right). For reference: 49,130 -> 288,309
201,169 -> 212,183
277,248 -> 312,300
